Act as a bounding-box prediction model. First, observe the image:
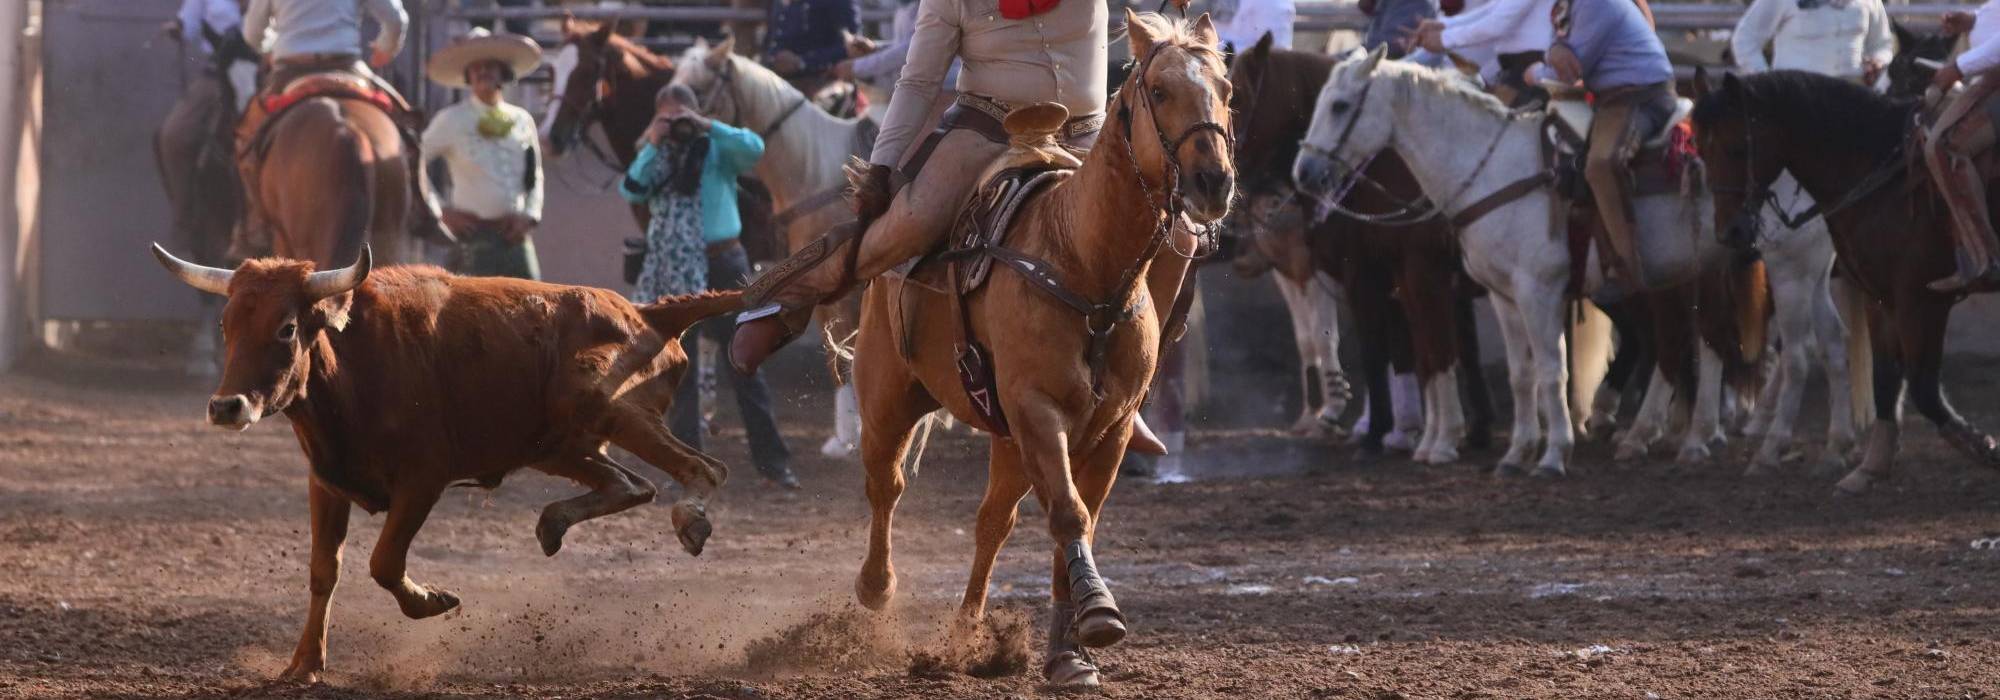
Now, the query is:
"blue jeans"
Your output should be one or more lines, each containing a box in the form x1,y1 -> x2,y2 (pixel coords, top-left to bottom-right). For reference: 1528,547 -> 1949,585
670,242 -> 792,475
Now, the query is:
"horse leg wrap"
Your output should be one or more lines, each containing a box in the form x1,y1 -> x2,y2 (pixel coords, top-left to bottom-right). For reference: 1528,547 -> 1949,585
1063,540 -> 1126,648
1042,600 -> 1101,686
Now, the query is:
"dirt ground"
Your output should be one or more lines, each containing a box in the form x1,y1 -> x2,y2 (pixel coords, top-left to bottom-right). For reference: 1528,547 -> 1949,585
5,352 -> 2000,700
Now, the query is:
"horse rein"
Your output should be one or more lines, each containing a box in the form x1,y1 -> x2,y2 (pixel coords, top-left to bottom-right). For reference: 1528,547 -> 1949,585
1296,75 -> 1521,228
699,57 -> 811,140
1713,110 -> 1908,241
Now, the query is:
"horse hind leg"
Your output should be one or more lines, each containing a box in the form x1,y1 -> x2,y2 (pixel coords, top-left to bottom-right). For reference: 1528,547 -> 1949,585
852,368 -> 936,611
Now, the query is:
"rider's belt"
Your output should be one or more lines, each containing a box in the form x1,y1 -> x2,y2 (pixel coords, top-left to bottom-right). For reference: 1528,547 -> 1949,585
273,52 -> 359,68
1592,81 -> 1673,105
899,94 -> 1104,182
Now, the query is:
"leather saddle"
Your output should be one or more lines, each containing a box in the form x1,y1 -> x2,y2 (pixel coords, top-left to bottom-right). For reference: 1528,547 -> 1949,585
1545,90 -> 1699,200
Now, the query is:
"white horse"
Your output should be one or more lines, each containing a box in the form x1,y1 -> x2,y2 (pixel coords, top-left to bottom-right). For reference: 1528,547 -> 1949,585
1735,174 -> 1872,475
669,38 -> 879,458
1293,50 -> 1682,476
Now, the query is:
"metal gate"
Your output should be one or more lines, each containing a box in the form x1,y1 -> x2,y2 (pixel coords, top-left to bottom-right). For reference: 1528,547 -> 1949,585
40,0 -> 194,321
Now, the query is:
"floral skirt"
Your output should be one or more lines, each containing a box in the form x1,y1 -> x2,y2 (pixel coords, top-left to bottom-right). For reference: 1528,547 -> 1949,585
630,193 -> 707,302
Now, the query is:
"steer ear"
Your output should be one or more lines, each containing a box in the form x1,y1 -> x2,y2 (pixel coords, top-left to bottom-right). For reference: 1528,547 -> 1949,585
151,243 -> 233,296
313,293 -> 355,332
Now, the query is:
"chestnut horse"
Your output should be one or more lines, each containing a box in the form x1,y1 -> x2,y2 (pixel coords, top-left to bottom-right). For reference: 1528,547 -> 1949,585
1227,37 -> 1496,461
847,12 -> 1233,688
1692,70 -> 2000,494
250,90 -> 412,267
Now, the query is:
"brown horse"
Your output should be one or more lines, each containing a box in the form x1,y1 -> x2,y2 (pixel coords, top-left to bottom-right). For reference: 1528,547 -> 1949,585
1692,70 -> 2000,493
1228,36 -> 1496,459
848,12 -> 1232,689
249,87 -> 414,267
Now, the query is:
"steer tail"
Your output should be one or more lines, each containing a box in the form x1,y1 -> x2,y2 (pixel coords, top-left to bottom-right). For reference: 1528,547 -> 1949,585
639,290 -> 747,340
1834,275 -> 1875,429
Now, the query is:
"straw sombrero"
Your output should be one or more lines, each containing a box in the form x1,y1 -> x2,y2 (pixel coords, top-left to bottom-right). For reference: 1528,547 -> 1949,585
426,28 -> 542,88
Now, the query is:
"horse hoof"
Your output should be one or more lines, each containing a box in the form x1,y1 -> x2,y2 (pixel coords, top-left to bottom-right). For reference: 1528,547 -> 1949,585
1529,464 -> 1567,479
401,588 -> 459,619
1044,652 -> 1103,689
278,660 -> 324,685
1384,431 -> 1418,452
1072,607 -> 1127,648
535,511 -> 570,557
1810,454 -> 1850,480
1614,443 -> 1647,462
1493,462 -> 1526,478
1674,446 -> 1710,466
1834,469 -> 1880,496
1428,447 -> 1460,464
1742,460 -> 1778,479
856,569 -> 897,611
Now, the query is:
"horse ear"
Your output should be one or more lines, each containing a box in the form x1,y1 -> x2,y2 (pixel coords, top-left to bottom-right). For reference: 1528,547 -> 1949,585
710,35 -> 736,64
1721,71 -> 1751,104
1253,31 -> 1275,60
1892,20 -> 1916,50
1188,13 -> 1220,49
1692,65 -> 1712,99
1125,8 -> 1156,59
1363,44 -> 1388,72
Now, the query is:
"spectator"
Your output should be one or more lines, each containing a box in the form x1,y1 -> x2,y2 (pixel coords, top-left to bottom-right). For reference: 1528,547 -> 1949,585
421,29 -> 547,279
1359,0 -> 1440,58
765,0 -> 860,91
620,84 -> 799,489
1215,0 -> 1297,53
1731,0 -> 1893,85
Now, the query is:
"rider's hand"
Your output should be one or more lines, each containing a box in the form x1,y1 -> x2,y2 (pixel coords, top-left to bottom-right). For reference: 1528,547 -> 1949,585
854,164 -> 895,224
1547,43 -> 1584,84
769,50 -> 805,76
502,214 -> 537,244
1862,57 -> 1885,86
369,47 -> 394,69
1934,60 -> 1965,91
831,59 -> 856,82
1945,11 -> 1977,36
1414,20 -> 1447,54
641,114 -> 673,145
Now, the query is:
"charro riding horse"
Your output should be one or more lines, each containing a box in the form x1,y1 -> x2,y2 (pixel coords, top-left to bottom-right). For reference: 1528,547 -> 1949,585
244,69 -> 417,266
1228,35 -> 1497,461
847,11 -> 1232,688
1693,70 -> 2000,494
155,26 -> 258,374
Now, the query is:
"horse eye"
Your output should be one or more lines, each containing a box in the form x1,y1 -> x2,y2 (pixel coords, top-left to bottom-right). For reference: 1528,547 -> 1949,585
1329,100 -> 1352,114
276,322 -> 297,342
1150,85 -> 1167,102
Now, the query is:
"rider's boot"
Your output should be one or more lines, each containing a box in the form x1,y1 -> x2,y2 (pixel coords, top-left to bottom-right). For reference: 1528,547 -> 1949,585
1925,146 -> 2000,292
728,220 -> 867,375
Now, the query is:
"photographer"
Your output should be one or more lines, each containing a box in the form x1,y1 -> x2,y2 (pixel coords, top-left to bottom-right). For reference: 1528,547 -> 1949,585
619,84 -> 797,489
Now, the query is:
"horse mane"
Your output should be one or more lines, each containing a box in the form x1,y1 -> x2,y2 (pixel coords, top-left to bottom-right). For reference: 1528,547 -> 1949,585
1363,58 -> 1527,122
674,42 -> 864,128
1690,70 -> 1915,158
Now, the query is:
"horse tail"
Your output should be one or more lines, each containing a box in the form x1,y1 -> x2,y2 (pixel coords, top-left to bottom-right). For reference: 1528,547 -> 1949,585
1834,275 -> 1876,429
1697,260 -> 1771,401
1567,299 -> 1614,431
329,107 -> 375,263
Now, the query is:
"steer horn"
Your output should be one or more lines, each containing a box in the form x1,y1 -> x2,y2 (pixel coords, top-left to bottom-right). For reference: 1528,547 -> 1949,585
303,245 -> 373,300
150,243 -> 234,296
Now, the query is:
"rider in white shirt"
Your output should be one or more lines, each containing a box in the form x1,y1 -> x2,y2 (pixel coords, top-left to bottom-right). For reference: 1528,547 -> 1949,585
1412,0 -> 1556,104
1214,0 -> 1296,53
1731,0 -> 1893,85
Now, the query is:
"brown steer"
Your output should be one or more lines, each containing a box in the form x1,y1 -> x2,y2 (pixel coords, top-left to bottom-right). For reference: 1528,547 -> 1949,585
151,243 -> 737,683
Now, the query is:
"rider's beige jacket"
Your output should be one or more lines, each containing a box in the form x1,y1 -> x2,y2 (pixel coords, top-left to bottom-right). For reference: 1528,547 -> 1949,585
870,0 -> 1108,166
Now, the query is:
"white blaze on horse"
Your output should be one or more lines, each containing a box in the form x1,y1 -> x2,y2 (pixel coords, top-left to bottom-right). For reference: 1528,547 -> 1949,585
668,37 -> 882,458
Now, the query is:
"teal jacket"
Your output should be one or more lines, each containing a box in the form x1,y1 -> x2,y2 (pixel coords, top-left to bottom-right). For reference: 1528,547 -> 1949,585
620,120 -> 765,243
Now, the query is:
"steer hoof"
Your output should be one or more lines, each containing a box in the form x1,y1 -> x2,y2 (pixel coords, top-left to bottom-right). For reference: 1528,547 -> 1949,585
670,501 -> 712,557
535,511 -> 571,557
1044,651 -> 1103,689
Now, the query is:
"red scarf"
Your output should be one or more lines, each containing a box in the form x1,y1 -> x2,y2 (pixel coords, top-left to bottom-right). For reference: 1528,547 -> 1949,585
999,0 -> 1060,20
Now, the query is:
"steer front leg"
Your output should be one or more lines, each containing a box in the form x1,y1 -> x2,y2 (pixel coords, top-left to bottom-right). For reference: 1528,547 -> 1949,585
282,479 -> 350,683
369,488 -> 459,620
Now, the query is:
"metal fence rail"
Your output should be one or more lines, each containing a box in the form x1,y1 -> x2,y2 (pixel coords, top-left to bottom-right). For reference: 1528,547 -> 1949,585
444,2 -> 1970,32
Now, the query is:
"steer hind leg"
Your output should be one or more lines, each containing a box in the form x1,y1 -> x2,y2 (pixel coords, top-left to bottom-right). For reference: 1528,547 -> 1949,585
282,479 -> 350,683
610,410 -> 729,556
531,452 -> 658,556
370,488 -> 459,620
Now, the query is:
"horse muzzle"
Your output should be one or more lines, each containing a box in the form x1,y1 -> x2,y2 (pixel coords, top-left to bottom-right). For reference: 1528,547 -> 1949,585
1182,167 -> 1235,223
1292,153 -> 1340,199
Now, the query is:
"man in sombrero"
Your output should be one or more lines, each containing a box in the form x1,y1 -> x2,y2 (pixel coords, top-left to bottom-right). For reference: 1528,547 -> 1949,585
420,28 -> 547,279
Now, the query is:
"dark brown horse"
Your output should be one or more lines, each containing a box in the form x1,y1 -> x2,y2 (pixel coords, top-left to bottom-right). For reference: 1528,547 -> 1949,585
156,31 -> 256,374
1228,36 -> 1495,459
1693,70 -> 2000,494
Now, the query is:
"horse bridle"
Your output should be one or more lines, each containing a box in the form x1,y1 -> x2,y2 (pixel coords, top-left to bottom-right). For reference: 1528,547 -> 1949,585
1296,74 -> 1516,227
696,56 -> 810,140
1711,108 -> 1907,243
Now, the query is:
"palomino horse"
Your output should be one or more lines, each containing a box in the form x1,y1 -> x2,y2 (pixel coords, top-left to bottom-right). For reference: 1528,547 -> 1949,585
1692,70 -> 2000,494
155,31 -> 257,375
545,21 -> 858,456
668,37 -> 884,458
1295,51 -> 1622,476
1229,37 -> 1497,461
848,12 -> 1232,688
250,86 -> 413,266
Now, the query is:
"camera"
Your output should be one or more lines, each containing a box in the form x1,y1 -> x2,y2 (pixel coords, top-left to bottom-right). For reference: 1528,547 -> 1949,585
665,117 -> 701,144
